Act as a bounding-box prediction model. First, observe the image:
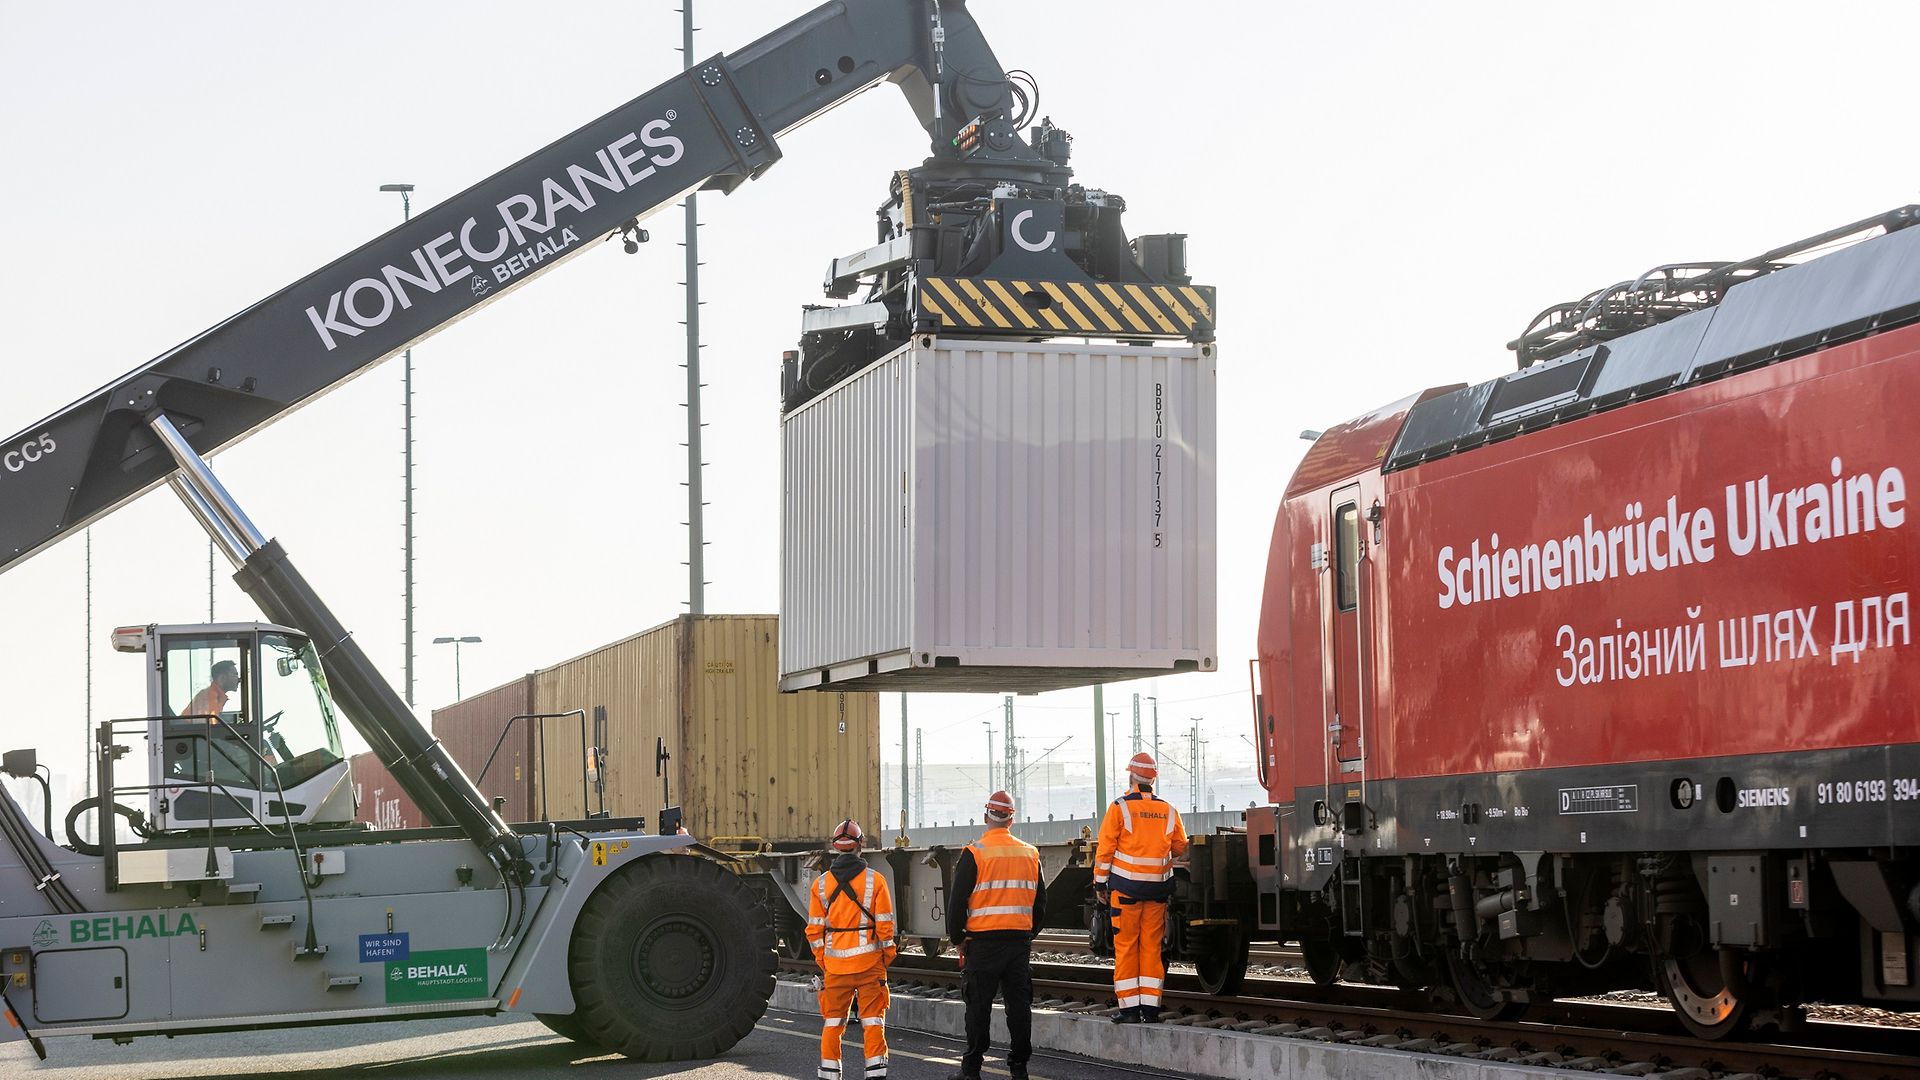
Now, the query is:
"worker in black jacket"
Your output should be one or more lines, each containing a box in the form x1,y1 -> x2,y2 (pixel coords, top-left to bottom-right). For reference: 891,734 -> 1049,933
944,790 -> 1046,1080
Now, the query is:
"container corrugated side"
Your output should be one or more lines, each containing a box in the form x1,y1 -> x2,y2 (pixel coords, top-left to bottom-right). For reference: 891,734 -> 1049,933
780,336 -> 1217,692
529,615 -> 880,841
431,675 -> 535,824
348,751 -> 428,830
530,619 -> 681,822
678,615 -> 878,843
781,349 -> 914,681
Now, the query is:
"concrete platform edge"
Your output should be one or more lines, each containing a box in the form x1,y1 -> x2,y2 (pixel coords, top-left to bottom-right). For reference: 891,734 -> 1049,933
770,978 -> 1568,1080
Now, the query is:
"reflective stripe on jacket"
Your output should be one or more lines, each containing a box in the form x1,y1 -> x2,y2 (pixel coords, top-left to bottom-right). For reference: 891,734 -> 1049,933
1093,789 -> 1188,897
964,827 -> 1041,933
805,865 -> 896,975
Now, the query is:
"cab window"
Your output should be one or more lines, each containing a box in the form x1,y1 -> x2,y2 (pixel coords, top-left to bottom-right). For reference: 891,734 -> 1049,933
165,638 -> 247,722
259,633 -> 346,788
161,636 -> 256,789
1335,503 -> 1360,612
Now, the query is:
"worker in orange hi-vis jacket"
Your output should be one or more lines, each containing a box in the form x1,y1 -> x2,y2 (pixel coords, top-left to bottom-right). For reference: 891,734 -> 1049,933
1092,752 -> 1188,1023
806,819 -> 896,1080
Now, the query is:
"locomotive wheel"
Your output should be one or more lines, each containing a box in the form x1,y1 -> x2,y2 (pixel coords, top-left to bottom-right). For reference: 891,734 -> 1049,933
917,936 -> 947,958
535,1011 -> 602,1047
1391,951 -> 1442,992
567,854 -> 778,1060
777,928 -> 810,961
1301,935 -> 1343,986
1445,952 -> 1528,1022
1299,907 -> 1344,986
1192,926 -> 1250,996
1660,947 -> 1754,1040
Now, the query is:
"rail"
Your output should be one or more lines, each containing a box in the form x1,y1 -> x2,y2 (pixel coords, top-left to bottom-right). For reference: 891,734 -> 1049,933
781,952 -> 1920,1080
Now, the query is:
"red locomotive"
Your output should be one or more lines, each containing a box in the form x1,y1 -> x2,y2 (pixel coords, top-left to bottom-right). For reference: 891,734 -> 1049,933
1241,207 -> 1920,1037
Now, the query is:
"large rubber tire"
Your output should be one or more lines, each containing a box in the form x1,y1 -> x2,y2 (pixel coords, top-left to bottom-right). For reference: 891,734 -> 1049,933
567,855 -> 778,1060
535,1011 -> 601,1047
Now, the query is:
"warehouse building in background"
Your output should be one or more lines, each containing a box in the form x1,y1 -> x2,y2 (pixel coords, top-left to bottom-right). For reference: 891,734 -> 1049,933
352,615 -> 879,847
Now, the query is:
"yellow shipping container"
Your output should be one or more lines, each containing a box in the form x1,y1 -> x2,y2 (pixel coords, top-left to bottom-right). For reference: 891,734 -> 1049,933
530,615 -> 879,844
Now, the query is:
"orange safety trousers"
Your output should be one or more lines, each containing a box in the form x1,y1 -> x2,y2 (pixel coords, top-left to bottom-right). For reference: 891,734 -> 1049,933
1111,898 -> 1168,1009
818,968 -> 890,1080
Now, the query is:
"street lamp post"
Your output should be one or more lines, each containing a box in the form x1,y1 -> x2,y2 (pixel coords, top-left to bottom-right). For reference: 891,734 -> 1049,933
380,183 -> 418,707
432,635 -> 481,701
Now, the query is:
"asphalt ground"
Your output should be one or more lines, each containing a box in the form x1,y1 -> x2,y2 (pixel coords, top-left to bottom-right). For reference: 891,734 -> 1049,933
3,1007 -> 1197,1080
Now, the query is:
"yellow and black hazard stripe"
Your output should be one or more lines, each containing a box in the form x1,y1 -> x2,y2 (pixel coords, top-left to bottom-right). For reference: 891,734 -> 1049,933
915,277 -> 1215,338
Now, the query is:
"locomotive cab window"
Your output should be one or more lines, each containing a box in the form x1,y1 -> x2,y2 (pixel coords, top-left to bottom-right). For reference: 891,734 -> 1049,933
1335,503 -> 1360,611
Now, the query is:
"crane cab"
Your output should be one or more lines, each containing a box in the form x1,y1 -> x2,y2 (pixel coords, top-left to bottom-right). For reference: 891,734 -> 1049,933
113,622 -> 354,831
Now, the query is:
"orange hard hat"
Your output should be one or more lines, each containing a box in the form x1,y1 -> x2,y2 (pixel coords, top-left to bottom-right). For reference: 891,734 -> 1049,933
830,819 -> 864,851
984,790 -> 1015,819
1127,752 -> 1158,781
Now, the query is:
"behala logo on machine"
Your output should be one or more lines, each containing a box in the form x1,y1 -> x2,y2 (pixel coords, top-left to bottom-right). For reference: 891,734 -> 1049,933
31,920 -> 57,948
302,117 -> 686,352
69,912 -> 199,942
384,947 -> 487,1004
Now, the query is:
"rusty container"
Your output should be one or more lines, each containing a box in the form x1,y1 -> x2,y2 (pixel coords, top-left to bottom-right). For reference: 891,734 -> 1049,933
431,675 -> 536,824
348,750 -> 428,830
531,614 -> 879,843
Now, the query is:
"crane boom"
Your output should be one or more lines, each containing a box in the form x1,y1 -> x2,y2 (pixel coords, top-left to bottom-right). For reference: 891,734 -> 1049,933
0,0 -> 1048,868
0,0 -> 1036,575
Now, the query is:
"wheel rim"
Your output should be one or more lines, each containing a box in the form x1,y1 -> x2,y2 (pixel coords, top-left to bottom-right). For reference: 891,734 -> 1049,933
1661,951 -> 1747,1038
629,913 -> 723,1010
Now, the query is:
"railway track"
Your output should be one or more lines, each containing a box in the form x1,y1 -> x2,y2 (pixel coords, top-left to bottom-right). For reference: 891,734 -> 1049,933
1026,930 -> 1301,967
782,952 -> 1920,1080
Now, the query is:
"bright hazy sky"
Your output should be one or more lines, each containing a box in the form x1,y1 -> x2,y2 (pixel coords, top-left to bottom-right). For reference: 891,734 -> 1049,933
4,2 -> 1918,823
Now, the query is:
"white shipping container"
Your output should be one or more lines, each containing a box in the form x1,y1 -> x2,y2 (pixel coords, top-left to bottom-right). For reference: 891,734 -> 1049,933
780,335 -> 1216,693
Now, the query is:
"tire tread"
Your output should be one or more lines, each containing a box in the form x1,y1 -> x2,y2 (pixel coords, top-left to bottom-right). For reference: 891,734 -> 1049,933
566,855 -> 777,1060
